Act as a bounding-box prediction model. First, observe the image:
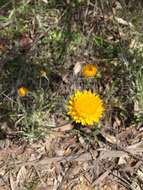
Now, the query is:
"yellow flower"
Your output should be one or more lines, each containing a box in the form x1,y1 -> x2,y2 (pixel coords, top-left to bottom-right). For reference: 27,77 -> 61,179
82,64 -> 97,77
18,87 -> 28,97
67,90 -> 104,125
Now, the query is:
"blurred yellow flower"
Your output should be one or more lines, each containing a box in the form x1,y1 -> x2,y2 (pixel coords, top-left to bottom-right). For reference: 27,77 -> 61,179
18,87 -> 28,97
82,64 -> 97,77
67,90 -> 104,125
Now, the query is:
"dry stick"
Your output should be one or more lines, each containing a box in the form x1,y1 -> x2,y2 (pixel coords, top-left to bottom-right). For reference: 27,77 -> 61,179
1,92 -> 17,104
10,152 -> 92,167
8,141 -> 143,167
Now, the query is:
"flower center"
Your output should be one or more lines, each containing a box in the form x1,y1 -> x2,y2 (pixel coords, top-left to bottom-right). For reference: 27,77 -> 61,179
74,95 -> 98,115
88,67 -> 93,72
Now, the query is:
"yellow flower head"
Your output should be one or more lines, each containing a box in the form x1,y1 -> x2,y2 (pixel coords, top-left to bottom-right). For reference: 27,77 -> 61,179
18,87 -> 28,97
67,90 -> 104,125
82,64 -> 97,77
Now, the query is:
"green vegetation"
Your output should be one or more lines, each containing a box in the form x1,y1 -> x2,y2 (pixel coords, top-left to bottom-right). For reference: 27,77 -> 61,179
1,1 -> 143,188
0,0 -> 143,139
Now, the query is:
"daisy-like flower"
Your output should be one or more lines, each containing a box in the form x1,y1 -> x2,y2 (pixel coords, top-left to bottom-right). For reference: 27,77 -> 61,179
18,87 -> 28,97
67,90 -> 104,125
82,64 -> 97,77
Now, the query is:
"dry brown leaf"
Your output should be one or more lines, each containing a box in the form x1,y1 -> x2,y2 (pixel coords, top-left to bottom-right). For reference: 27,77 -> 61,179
118,157 -> 127,165
41,0 -> 48,3
105,135 -> 117,144
79,136 -> 87,148
126,141 -> 143,154
98,149 -> 128,159
102,132 -> 117,144
114,17 -> 134,28
129,39 -> 137,49
19,34 -> 32,48
73,62 -> 82,75
0,43 -> 6,52
16,166 -> 27,185
62,74 -> 69,83
115,117 -> 122,127
137,168 -> 143,181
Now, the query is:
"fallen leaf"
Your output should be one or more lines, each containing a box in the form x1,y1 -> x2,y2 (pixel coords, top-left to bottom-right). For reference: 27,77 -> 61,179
118,157 -> 127,165
137,168 -> 143,180
0,43 -> 6,52
79,136 -> 87,148
16,166 -> 27,185
73,62 -> 82,75
126,141 -> 143,154
98,149 -> 128,159
115,17 -> 134,28
102,132 -> 117,144
41,0 -> 48,3
19,34 -> 32,48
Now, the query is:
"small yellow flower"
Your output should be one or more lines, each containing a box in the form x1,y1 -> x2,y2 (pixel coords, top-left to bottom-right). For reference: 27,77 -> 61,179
67,90 -> 104,125
18,87 -> 28,97
82,64 -> 97,77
